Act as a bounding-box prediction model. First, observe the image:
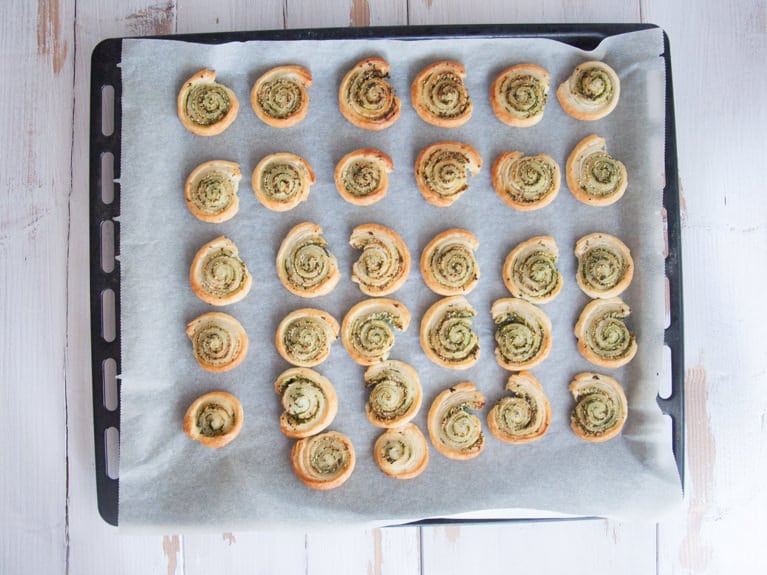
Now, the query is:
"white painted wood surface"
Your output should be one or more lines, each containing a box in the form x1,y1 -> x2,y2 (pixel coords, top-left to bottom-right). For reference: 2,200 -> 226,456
2,0 -> 765,573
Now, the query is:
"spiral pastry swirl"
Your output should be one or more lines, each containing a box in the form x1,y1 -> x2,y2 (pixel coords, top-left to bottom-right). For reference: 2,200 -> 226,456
177,69 -> 239,136
364,360 -> 422,428
276,308 -> 339,367
276,222 -> 340,298
492,298 -> 552,371
488,371 -> 551,444
566,135 -> 628,206
350,223 -> 411,296
421,228 -> 479,296
415,141 -> 482,207
574,297 -> 637,368
184,160 -> 241,223
427,382 -> 486,460
250,65 -> 312,128
291,430 -> 356,490
503,236 -> 563,303
253,152 -> 315,212
420,296 -> 480,370
190,236 -> 252,306
575,233 -> 634,298
341,298 -> 410,366
557,60 -> 620,121
569,372 -> 628,442
275,367 -> 338,439
186,312 -> 248,372
334,148 -> 393,206
490,63 -> 550,127
492,151 -> 561,211
339,57 -> 401,130
183,391 -> 243,448
374,423 -> 429,479
411,61 -> 472,128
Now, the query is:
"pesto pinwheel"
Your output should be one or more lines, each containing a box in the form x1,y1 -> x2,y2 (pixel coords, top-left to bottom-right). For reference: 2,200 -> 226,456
427,382 -> 486,460
569,372 -> 628,442
177,68 -> 239,136
574,297 -> 637,368
276,222 -> 340,298
411,60 -> 472,128
189,236 -> 252,306
334,148 -> 393,206
186,312 -> 248,373
575,232 -> 634,298
420,296 -> 480,370
373,423 -> 429,479
487,371 -> 551,444
364,360 -> 422,428
341,298 -> 410,366
557,60 -> 620,121
252,152 -> 315,212
183,391 -> 243,448
492,151 -> 561,211
274,367 -> 338,439
291,430 -> 356,490
502,235 -> 563,304
415,141 -> 482,207
275,308 -> 339,367
566,134 -> 628,206
491,298 -> 552,371
350,223 -> 411,296
184,160 -> 241,223
338,57 -> 401,130
420,228 -> 480,296
490,63 -> 550,127
250,65 -> 312,128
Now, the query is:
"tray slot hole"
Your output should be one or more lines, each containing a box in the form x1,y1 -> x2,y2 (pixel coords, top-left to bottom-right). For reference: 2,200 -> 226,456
661,207 -> 669,258
101,152 -> 115,205
664,276 -> 671,329
101,289 -> 116,343
101,220 -> 115,273
102,358 -> 118,411
105,426 -> 120,480
101,85 -> 115,137
659,344 -> 672,399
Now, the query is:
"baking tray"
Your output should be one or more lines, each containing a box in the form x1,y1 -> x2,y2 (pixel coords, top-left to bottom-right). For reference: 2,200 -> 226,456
89,23 -> 684,527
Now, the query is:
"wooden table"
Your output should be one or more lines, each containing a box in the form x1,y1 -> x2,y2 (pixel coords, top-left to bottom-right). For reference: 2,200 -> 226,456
2,0 -> 765,573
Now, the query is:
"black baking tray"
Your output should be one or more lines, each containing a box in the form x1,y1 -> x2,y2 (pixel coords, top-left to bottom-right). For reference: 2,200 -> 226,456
89,23 -> 684,527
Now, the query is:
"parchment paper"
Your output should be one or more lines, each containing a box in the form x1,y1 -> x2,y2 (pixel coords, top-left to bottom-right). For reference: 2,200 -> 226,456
117,28 -> 681,531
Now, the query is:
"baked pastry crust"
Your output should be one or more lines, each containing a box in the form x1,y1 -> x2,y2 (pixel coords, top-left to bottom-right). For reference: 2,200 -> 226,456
492,151 -> 560,211
275,308 -> 339,367
364,359 -> 422,428
338,57 -> 401,130
274,367 -> 338,438
350,223 -> 411,296
490,63 -> 550,127
502,235 -> 563,303
491,297 -> 552,371
427,382 -> 486,460
190,236 -> 252,306
373,423 -> 429,479
183,391 -> 243,448
276,222 -> 340,298
415,141 -> 482,207
420,228 -> 480,296
177,68 -> 239,136
557,60 -> 620,121
574,297 -> 637,368
184,160 -> 241,223
341,298 -> 410,366
252,152 -> 315,212
291,430 -> 356,490
420,295 -> 480,370
334,148 -> 393,206
250,65 -> 312,128
569,372 -> 627,442
487,371 -> 551,444
566,134 -> 627,206
411,60 -> 472,128
186,312 -> 248,373
575,232 -> 634,298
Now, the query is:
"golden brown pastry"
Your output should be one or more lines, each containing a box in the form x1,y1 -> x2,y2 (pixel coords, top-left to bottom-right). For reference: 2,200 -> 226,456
569,372 -> 627,442
189,236 -> 252,306
411,60 -> 472,128
420,296 -> 480,370
291,430 -> 356,490
492,151 -> 560,211
341,298 -> 410,366
183,391 -> 243,448
415,141 -> 482,207
427,382 -> 486,460
338,57 -> 401,130
252,152 -> 315,212
557,60 -> 620,121
420,228 -> 480,296
334,148 -> 393,206
373,423 -> 429,479
491,298 -> 552,371
364,360 -> 422,428
566,134 -> 628,206
274,367 -> 338,438
575,232 -> 634,298
275,308 -> 339,367
502,235 -> 563,304
186,312 -> 248,373
487,371 -> 551,444
574,297 -> 637,368
276,222 -> 340,298
177,69 -> 239,136
350,223 -> 411,296
184,160 -> 241,223
490,63 -> 550,127
250,65 -> 312,128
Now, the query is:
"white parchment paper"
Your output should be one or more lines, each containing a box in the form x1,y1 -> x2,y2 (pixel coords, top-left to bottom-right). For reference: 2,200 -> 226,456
117,28 -> 681,530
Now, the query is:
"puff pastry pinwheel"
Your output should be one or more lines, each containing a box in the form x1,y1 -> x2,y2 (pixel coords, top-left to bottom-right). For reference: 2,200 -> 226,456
334,148 -> 393,206
291,430 -> 356,490
574,297 -> 637,368
186,312 -> 248,373
184,160 -> 241,223
276,222 -> 340,298
374,423 -> 429,479
183,391 -> 243,448
487,371 -> 551,444
415,141 -> 482,207
492,151 -> 560,211
566,134 -> 628,206
557,60 -> 620,121
411,60 -> 472,128
420,296 -> 480,370
275,308 -> 339,367
190,236 -> 252,306
250,65 -> 312,128
502,235 -> 563,304
274,367 -> 338,439
338,57 -> 401,130
364,360 -> 422,428
569,372 -> 627,442
490,63 -> 550,127
252,152 -> 315,212
427,382 -> 486,460
177,69 -> 239,136
420,228 -> 480,296
575,232 -> 634,299
350,223 -> 411,296
341,298 -> 410,366
491,298 -> 552,371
